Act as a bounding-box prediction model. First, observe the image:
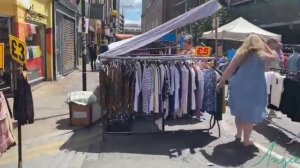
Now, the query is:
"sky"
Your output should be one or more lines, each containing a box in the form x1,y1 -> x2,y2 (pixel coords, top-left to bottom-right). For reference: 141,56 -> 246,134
120,0 -> 142,25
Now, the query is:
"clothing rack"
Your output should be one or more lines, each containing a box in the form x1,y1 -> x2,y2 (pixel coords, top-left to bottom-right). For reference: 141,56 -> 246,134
98,55 -> 222,141
267,68 -> 300,144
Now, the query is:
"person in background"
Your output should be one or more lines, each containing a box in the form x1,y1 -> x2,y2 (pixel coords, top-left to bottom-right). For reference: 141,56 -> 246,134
276,43 -> 284,68
287,45 -> 300,72
266,38 -> 283,119
88,41 -> 97,71
217,34 -> 275,147
180,35 -> 193,55
266,38 -> 283,69
178,31 -> 185,52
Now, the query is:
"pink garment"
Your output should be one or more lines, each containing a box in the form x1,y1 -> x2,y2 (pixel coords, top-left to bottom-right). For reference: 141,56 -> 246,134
0,92 -> 15,156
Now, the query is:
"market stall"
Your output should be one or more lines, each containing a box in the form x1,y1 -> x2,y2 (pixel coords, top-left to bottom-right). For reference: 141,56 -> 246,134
97,0 -> 225,138
201,17 -> 282,41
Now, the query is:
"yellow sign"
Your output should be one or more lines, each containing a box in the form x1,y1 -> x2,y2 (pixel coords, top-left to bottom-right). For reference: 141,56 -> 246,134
0,43 -> 4,70
195,46 -> 212,57
9,35 -> 27,66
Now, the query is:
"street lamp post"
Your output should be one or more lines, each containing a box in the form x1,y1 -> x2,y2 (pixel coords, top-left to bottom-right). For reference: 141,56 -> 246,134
81,0 -> 87,91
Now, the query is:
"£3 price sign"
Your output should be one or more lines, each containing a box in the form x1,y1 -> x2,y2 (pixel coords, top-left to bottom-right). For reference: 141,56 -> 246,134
195,46 -> 212,57
9,35 -> 27,66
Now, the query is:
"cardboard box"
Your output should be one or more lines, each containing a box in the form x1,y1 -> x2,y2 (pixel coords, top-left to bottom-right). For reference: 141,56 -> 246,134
69,102 -> 92,126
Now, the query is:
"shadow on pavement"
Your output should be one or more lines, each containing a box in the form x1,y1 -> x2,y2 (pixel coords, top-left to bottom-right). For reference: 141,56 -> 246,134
100,132 -> 217,157
201,141 -> 259,167
58,122 -> 103,153
165,117 -> 203,126
56,118 -> 81,130
254,123 -> 300,158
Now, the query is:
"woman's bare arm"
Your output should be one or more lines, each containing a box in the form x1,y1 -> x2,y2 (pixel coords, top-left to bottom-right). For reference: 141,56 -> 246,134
218,53 -> 243,86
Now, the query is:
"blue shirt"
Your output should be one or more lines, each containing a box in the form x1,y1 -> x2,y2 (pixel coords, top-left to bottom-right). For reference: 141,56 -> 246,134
178,36 -> 185,49
288,52 -> 300,71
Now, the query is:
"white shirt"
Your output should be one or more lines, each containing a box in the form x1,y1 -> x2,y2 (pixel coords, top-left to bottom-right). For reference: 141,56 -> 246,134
265,71 -> 275,94
270,72 -> 285,108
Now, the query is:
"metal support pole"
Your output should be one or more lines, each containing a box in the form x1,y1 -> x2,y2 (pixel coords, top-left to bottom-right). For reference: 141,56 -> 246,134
214,15 -> 219,66
18,122 -> 22,168
82,0 -> 87,91
185,0 -> 188,33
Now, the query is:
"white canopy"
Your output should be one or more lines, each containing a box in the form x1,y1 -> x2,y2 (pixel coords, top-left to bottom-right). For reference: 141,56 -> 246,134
101,0 -> 221,57
201,17 -> 281,41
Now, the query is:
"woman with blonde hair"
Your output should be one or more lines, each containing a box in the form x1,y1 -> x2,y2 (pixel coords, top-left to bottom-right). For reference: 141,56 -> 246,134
217,34 -> 276,147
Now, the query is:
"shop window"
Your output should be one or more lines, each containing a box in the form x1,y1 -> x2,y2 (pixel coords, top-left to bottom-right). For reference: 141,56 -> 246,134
0,17 -> 13,95
25,23 -> 45,82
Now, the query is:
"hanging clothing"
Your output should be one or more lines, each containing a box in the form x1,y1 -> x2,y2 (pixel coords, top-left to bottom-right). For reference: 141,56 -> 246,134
174,66 -> 181,112
265,71 -> 276,95
142,66 -> 153,114
270,72 -> 285,108
189,66 -> 197,111
98,60 -> 222,121
133,62 -> 142,112
287,52 -> 300,72
195,66 -> 204,117
0,92 -> 15,156
149,65 -> 154,113
153,65 -> 160,113
202,69 -> 217,114
180,65 -> 189,116
13,73 -> 34,125
279,78 -> 300,122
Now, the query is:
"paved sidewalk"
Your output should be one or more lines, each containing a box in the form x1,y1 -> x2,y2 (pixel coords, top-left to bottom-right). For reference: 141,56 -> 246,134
0,70 -> 101,168
0,70 -> 299,168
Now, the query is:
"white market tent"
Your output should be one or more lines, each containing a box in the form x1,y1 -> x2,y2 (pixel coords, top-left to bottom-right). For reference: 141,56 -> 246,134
101,0 -> 222,57
201,17 -> 282,41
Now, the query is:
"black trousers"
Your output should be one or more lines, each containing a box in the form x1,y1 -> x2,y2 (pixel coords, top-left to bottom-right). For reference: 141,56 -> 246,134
90,57 -> 96,70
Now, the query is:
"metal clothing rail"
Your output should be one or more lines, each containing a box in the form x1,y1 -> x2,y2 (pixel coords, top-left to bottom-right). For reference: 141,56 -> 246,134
99,55 -> 221,141
99,55 -> 215,61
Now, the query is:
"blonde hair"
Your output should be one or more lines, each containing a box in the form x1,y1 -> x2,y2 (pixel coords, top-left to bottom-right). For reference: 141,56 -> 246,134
236,34 -> 266,63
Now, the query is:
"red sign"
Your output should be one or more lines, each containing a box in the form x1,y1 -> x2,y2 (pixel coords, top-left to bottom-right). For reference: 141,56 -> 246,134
195,46 -> 212,57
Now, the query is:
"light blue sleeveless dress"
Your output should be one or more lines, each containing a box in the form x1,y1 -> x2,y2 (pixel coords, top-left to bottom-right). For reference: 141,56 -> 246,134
228,53 -> 267,123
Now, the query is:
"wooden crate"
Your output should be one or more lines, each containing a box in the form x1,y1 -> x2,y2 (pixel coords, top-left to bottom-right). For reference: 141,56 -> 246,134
69,102 -> 92,126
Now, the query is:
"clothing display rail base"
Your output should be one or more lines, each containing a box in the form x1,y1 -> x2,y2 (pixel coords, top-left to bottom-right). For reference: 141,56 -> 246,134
98,55 -> 221,142
101,111 -> 220,142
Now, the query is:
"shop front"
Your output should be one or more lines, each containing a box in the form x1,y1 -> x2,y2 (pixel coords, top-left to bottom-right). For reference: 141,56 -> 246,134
0,16 -> 13,94
55,0 -> 80,78
0,0 -> 53,92
15,0 -> 54,83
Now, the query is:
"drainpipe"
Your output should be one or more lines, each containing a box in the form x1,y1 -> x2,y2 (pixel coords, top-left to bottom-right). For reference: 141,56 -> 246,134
52,0 -> 56,80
